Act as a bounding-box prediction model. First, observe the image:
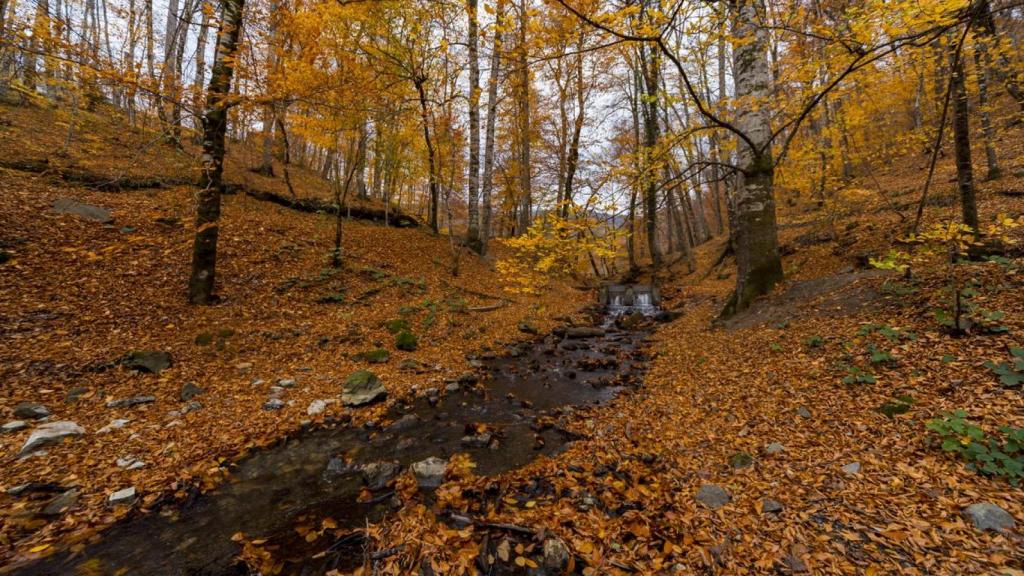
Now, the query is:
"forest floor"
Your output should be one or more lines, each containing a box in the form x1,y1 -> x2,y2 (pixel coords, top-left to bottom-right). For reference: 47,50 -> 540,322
1,99 -> 1024,575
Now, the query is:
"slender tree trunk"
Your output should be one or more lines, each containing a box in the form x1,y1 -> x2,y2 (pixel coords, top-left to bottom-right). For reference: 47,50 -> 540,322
161,0 -> 181,137
950,40 -> 978,231
723,0 -> 783,316
974,0 -> 1024,117
515,0 -> 531,234
563,32 -> 585,219
414,76 -> 439,233
188,0 -> 245,305
639,43 -> 661,266
480,0 -> 505,253
465,0 -> 482,252
192,1 -> 210,134
973,37 -> 1001,179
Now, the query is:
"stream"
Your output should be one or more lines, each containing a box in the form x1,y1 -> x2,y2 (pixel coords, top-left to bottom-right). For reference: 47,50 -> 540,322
15,313 -> 652,575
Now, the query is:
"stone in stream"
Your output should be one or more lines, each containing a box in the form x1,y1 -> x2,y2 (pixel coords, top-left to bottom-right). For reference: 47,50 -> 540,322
387,414 -> 419,432
342,370 -> 387,407
179,382 -> 203,402
108,486 -> 137,506
14,402 -> 50,420
41,489 -> 80,517
360,461 -> 401,490
122,351 -> 173,374
696,484 -> 731,510
3,420 -> 27,433
565,327 -> 606,339
518,322 -> 539,335
411,457 -> 447,489
461,432 -> 492,448
106,396 -> 156,409
962,502 -> 1016,532
52,198 -> 113,223
19,421 -> 85,456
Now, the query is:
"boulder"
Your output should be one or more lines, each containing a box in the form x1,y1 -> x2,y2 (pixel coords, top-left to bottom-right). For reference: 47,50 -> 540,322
2,420 -> 27,433
729,452 -> 754,469
52,198 -> 113,223
342,370 -> 387,407
387,414 -> 419,432
361,461 -> 401,490
963,502 -> 1016,532
179,382 -> 203,402
696,484 -> 731,510
395,331 -> 418,351
411,456 -> 447,489
41,489 -> 80,517
122,351 -> 172,374
19,421 -> 85,456
13,402 -> 50,420
355,349 -> 390,364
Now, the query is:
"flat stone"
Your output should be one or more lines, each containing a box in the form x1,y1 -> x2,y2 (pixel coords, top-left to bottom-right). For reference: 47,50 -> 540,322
445,382 -> 460,393
762,498 -> 784,513
342,370 -> 387,407
263,399 -> 285,411
53,198 -> 113,223
963,502 -> 1016,532
97,419 -> 130,433
696,484 -> 731,510
108,486 -> 137,506
13,402 -> 50,420
565,326 -> 606,339
360,461 -> 401,490
277,378 -> 297,388
796,406 -> 812,419
411,456 -> 447,489
19,421 -> 85,456
236,362 -> 254,373
387,414 -> 419,432
122,351 -> 172,374
841,462 -> 861,475
461,432 -> 492,448
179,382 -> 203,402
106,396 -> 156,409
65,387 -> 89,403
2,420 -> 27,433
116,457 -> 146,470
765,442 -> 785,454
307,399 -> 329,416
41,489 -> 79,516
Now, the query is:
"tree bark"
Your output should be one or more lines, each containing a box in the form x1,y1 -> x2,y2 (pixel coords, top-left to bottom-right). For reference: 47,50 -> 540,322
515,0 -> 531,235
465,0 -> 482,252
563,32 -> 585,220
480,0 -> 505,254
973,37 -> 1001,179
950,40 -> 978,231
414,76 -> 440,233
722,0 -> 783,316
639,41 -> 661,266
188,0 -> 245,304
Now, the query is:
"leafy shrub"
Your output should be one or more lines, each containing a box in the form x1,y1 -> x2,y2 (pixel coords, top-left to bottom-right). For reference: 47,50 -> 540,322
984,347 -> 1024,387
842,364 -> 876,384
926,410 -> 1024,485
866,344 -> 895,365
877,395 -> 914,417
804,335 -> 825,348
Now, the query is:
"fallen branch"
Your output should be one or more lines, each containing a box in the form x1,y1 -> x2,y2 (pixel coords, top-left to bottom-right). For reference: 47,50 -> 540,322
0,158 -> 189,191
467,303 -> 506,312
241,186 -> 420,228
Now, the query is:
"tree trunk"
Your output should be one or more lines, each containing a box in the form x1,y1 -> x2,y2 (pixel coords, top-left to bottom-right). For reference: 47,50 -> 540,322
480,0 -> 504,254
192,1 -> 210,132
563,32 -> 585,220
639,43 -> 661,266
188,0 -> 245,305
515,0 -> 531,235
950,41 -> 978,232
465,0 -> 482,252
722,0 -> 783,316
414,76 -> 439,233
973,37 -> 1001,180
974,0 -> 1024,117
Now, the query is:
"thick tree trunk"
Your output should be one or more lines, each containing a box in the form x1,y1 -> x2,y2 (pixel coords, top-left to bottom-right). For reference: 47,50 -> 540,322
950,42 -> 978,232
480,0 -> 504,254
723,0 -> 783,316
188,0 -> 245,304
465,0 -> 482,252
639,43 -> 661,266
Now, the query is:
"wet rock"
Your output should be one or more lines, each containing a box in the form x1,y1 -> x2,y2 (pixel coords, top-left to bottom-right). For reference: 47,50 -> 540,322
542,538 -> 570,571
445,382 -> 461,393
696,484 -> 731,510
106,396 -> 156,409
963,502 -> 1015,532
615,311 -> 646,330
108,486 -> 137,506
361,461 -> 401,490
764,442 -> 785,454
457,373 -> 479,386
122,351 -> 172,374
52,198 -> 113,223
14,402 -> 50,420
565,327 -> 606,339
263,399 -> 285,411
387,414 -> 419,432
41,489 -> 79,516
19,421 -> 85,456
762,498 -> 784,514
841,462 -> 861,475
518,322 -> 538,335
342,370 -> 387,407
3,420 -> 27,433
180,382 -> 203,402
795,406 -> 812,419
97,419 -> 130,433
461,432 -> 492,448
411,456 -> 447,489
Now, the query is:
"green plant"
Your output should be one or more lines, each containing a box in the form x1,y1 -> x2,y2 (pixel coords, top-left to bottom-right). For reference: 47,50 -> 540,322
384,318 -> 410,334
926,410 -> 1024,485
869,249 -> 910,273
804,335 -> 825,348
984,347 -> 1024,387
857,323 -> 916,341
842,364 -> 876,384
395,330 -> 418,351
317,291 -> 346,304
866,344 -> 895,365
877,395 -> 915,417
769,342 -> 783,352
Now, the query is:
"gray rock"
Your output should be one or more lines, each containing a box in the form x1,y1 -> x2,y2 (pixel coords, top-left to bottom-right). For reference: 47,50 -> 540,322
361,461 -> 401,490
461,432 -> 492,448
277,378 -> 297,388
183,401 -> 202,414
765,442 -> 785,454
19,421 -> 85,456
342,370 -> 387,407
108,486 -> 136,506
696,484 -> 731,510
41,489 -> 79,516
116,457 -> 146,470
518,322 -> 539,335
106,396 -> 156,409
179,382 -> 203,402
268,386 -> 285,397
122,351 -> 172,374
541,538 -> 570,570
307,399 -> 329,416
445,382 -> 460,393
565,327 -> 606,339
97,419 -> 130,433
796,406 -> 812,419
963,502 -> 1016,532
14,402 -> 50,420
387,414 -> 419,432
411,456 -> 447,489
65,387 -> 88,403
762,498 -> 784,513
263,398 -> 285,411
53,198 -> 113,223
841,462 -> 861,475
2,420 -> 27,433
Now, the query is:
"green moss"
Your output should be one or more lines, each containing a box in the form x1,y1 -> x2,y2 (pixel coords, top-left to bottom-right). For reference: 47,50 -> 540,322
395,330 -> 418,351
384,318 -> 410,334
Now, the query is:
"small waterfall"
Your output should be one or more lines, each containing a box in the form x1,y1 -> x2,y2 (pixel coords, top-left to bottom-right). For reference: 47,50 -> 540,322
602,284 -> 660,323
